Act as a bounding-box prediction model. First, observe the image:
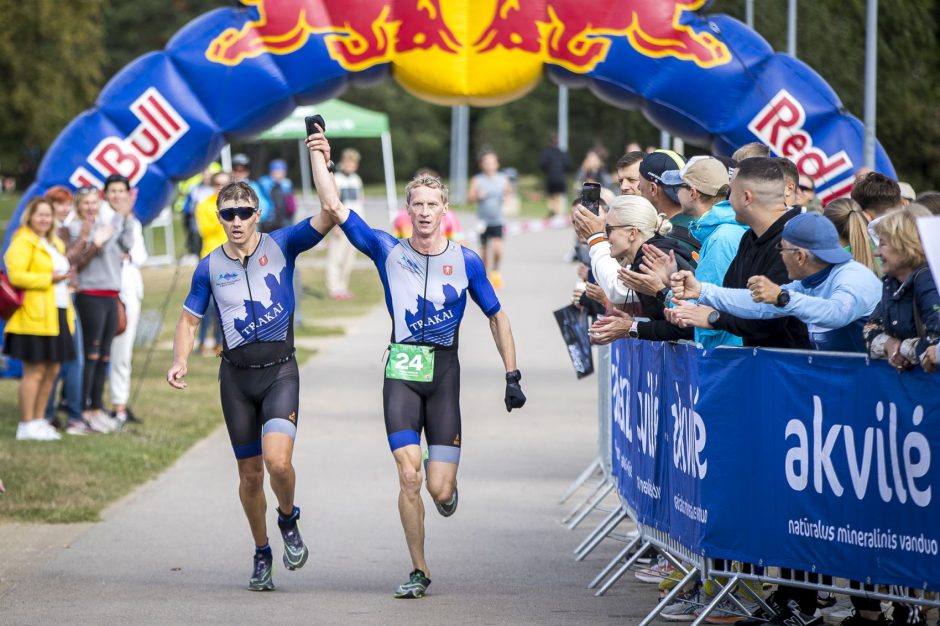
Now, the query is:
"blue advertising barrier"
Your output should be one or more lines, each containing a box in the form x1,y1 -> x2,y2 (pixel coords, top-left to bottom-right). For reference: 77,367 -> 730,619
610,340 -> 940,591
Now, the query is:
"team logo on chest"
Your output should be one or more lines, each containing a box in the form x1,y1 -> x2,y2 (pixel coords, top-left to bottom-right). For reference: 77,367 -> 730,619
258,255 -> 268,267
443,264 -> 453,276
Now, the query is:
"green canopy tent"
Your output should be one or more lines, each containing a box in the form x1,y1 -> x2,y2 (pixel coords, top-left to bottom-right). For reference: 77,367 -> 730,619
255,100 -> 397,221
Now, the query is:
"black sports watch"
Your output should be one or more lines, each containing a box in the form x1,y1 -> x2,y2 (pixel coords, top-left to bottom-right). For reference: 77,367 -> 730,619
326,160 -> 337,174
707,310 -> 721,327
775,289 -> 791,308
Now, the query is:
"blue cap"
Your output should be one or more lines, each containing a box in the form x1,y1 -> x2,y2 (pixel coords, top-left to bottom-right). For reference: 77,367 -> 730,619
781,213 -> 852,264
269,159 -> 287,172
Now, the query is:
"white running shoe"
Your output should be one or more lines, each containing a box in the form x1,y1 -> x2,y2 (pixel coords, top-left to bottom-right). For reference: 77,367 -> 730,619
86,411 -> 119,433
16,420 -> 60,441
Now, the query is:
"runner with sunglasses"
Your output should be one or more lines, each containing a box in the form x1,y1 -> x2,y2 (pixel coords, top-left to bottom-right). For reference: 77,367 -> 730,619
167,181 -> 335,591
305,124 -> 527,599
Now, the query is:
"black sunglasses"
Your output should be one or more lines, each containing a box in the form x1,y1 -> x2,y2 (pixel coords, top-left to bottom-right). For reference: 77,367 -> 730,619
798,184 -> 814,192
605,224 -> 634,236
774,243 -> 801,253
219,206 -> 257,221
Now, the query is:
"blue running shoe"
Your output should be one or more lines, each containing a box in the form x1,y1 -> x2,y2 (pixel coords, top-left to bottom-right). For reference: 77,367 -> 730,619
249,552 -> 274,591
277,506 -> 309,571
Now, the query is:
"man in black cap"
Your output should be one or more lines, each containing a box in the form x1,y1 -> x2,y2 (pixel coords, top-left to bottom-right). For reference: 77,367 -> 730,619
638,149 -> 699,260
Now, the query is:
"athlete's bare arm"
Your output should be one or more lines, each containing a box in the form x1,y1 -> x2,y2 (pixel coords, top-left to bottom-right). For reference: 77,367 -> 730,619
167,311 -> 200,389
305,127 -> 350,225
488,310 -> 518,372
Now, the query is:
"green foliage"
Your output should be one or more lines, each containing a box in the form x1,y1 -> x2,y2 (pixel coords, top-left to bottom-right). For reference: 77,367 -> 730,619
710,0 -> 940,189
102,0 -> 226,78
0,0 -> 105,175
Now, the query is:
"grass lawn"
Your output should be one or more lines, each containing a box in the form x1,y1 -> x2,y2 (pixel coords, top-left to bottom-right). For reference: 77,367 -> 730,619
0,263 -> 381,523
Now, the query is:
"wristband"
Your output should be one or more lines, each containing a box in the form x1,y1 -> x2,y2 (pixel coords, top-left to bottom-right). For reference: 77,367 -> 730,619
586,233 -> 607,248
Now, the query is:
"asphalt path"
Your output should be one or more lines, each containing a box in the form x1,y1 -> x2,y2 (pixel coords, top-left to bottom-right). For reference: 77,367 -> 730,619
1,211 -> 671,625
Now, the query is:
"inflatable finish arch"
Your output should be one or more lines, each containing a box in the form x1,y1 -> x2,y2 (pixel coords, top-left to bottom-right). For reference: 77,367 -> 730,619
8,0 -> 895,234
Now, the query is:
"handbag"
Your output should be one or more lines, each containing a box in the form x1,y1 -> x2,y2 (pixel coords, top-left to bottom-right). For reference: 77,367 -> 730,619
115,297 -> 128,336
0,271 -> 24,320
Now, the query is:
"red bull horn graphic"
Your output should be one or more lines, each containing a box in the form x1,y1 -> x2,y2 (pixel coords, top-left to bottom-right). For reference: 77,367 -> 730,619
206,0 -> 731,103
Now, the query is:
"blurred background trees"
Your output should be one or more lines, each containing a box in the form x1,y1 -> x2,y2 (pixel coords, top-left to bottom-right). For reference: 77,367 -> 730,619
0,0 -> 936,191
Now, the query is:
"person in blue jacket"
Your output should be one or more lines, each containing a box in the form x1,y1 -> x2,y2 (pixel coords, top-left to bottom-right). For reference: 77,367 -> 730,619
671,212 -> 882,352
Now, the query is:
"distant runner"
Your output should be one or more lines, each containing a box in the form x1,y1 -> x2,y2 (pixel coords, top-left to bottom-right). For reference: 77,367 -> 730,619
306,124 -> 527,599
167,181 -> 334,591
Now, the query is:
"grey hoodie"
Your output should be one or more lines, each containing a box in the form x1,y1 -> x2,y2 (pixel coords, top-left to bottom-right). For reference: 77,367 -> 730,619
69,213 -> 136,292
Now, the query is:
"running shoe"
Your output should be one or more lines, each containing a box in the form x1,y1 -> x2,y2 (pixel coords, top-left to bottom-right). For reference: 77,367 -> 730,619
434,487 -> 458,517
488,271 -> 503,289
704,596 -> 761,624
278,509 -> 309,571
248,552 -> 275,591
636,554 -> 674,583
661,586 -> 702,621
393,569 -> 431,599
423,457 -> 458,517
65,419 -> 96,436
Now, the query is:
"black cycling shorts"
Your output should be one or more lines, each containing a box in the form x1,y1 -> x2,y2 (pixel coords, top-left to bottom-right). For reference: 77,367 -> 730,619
384,348 -> 461,465
479,224 -> 504,245
219,357 -> 299,459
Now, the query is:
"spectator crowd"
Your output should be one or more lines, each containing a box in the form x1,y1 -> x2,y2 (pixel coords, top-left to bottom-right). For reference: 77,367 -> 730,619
568,142 -> 938,626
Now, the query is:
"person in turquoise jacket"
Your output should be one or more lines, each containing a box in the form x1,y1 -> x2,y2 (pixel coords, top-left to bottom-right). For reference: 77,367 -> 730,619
662,157 -> 747,350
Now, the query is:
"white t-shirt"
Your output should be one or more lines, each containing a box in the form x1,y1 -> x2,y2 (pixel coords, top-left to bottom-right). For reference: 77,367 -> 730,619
41,238 -> 71,309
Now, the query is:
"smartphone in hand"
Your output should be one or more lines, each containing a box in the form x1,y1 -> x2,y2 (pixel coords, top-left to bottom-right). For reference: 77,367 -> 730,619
580,182 -> 602,215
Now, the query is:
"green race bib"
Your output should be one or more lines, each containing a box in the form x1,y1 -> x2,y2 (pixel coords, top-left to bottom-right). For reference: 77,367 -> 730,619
385,343 -> 435,382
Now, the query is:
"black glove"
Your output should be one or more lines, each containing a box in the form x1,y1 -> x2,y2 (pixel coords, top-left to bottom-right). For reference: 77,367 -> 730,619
504,370 -> 526,412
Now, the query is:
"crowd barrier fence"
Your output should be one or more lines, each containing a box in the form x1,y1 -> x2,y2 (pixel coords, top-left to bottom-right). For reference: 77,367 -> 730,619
564,339 -> 940,624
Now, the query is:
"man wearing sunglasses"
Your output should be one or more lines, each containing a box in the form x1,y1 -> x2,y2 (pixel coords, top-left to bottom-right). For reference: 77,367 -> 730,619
167,180 -> 335,591
305,123 -> 526,600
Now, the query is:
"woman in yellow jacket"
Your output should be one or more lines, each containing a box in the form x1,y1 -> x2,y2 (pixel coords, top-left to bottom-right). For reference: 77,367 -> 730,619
3,198 -> 76,441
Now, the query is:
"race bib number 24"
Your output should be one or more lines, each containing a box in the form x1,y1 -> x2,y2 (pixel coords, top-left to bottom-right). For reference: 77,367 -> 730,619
385,343 -> 434,382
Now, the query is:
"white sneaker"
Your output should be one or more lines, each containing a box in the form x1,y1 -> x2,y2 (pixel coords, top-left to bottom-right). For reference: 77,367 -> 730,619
65,419 -> 96,436
86,411 -> 118,433
636,554 -> 675,583
15,420 -> 60,441
37,419 -> 62,440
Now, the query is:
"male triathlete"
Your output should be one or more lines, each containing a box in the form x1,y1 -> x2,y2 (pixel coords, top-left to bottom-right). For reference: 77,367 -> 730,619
306,125 -> 527,599
167,181 -> 333,591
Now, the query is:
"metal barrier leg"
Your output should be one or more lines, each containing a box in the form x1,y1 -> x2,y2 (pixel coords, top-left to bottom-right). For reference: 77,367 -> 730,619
589,538 -> 647,590
596,539 -> 661,596
637,567 -> 701,626
559,458 -> 602,504
690,575 -> 740,626
561,477 -> 607,525
574,506 -> 626,558
567,481 -> 614,530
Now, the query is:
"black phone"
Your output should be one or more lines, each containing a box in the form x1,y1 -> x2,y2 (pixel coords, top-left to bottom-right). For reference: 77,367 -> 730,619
304,114 -> 325,137
580,182 -> 602,215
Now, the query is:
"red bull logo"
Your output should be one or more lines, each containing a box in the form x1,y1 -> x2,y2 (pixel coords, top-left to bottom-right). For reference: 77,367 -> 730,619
207,0 -> 460,71
206,0 -> 731,103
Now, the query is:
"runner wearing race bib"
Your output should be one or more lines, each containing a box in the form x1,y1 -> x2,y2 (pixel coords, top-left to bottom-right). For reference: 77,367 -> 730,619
167,181 -> 334,592
306,123 -> 527,599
